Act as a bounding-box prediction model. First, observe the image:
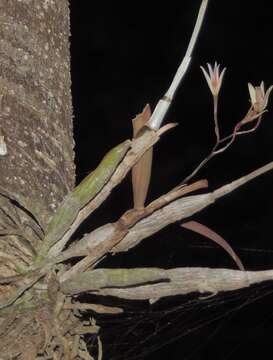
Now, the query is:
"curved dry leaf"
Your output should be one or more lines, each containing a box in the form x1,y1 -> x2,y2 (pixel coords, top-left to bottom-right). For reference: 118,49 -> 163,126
181,220 -> 244,271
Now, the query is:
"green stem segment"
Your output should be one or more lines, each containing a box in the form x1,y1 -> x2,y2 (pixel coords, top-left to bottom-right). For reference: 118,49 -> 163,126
38,140 -> 131,258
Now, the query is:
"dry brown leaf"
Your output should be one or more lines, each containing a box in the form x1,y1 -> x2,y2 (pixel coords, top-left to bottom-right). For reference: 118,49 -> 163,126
132,104 -> 153,209
181,220 -> 244,270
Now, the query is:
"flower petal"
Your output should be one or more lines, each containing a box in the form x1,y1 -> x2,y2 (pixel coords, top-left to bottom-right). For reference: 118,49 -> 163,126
260,81 -> 265,96
214,62 -> 220,81
200,66 -> 214,94
218,67 -> 226,88
207,63 -> 213,78
264,84 -> 273,109
248,83 -> 256,105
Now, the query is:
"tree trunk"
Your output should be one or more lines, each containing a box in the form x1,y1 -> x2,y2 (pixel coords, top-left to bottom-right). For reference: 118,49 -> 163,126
0,0 -> 75,227
0,0 -> 75,358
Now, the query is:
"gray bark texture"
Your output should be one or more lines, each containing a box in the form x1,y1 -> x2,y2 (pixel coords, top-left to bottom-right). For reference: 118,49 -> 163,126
0,1 -> 77,358
0,0 -> 74,229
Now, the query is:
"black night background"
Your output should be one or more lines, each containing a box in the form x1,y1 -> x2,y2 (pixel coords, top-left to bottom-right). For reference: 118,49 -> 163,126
70,1 -> 273,359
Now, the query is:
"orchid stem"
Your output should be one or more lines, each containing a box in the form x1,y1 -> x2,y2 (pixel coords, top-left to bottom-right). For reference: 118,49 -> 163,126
147,0 -> 209,130
181,114 -> 262,185
213,96 -> 220,143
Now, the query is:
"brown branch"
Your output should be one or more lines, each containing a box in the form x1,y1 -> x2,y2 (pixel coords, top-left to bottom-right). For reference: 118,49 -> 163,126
60,267 -> 273,302
114,160 -> 273,253
54,179 -> 208,263
58,179 -> 207,282
63,303 -> 123,314
56,161 -> 273,285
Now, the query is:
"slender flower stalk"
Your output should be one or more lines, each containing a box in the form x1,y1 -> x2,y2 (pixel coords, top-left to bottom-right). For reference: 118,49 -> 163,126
181,80 -> 273,185
218,82 -> 273,145
213,96 -> 220,143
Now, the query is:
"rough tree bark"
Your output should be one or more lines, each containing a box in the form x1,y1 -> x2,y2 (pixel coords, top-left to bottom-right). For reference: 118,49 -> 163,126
0,0 -> 75,358
0,1 -> 272,359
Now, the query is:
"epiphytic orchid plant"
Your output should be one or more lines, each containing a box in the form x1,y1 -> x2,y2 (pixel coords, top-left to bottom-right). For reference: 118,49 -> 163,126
4,0 -> 272,304
1,1 -> 273,359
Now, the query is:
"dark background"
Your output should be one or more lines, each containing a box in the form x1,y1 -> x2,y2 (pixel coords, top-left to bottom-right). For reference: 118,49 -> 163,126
70,1 -> 273,359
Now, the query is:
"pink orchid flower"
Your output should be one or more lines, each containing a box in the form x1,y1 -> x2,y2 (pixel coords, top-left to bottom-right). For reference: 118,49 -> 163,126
200,62 -> 226,97
248,81 -> 273,113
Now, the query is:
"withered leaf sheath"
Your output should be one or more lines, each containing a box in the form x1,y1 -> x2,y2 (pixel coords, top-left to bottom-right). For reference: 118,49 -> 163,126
132,104 -> 153,209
